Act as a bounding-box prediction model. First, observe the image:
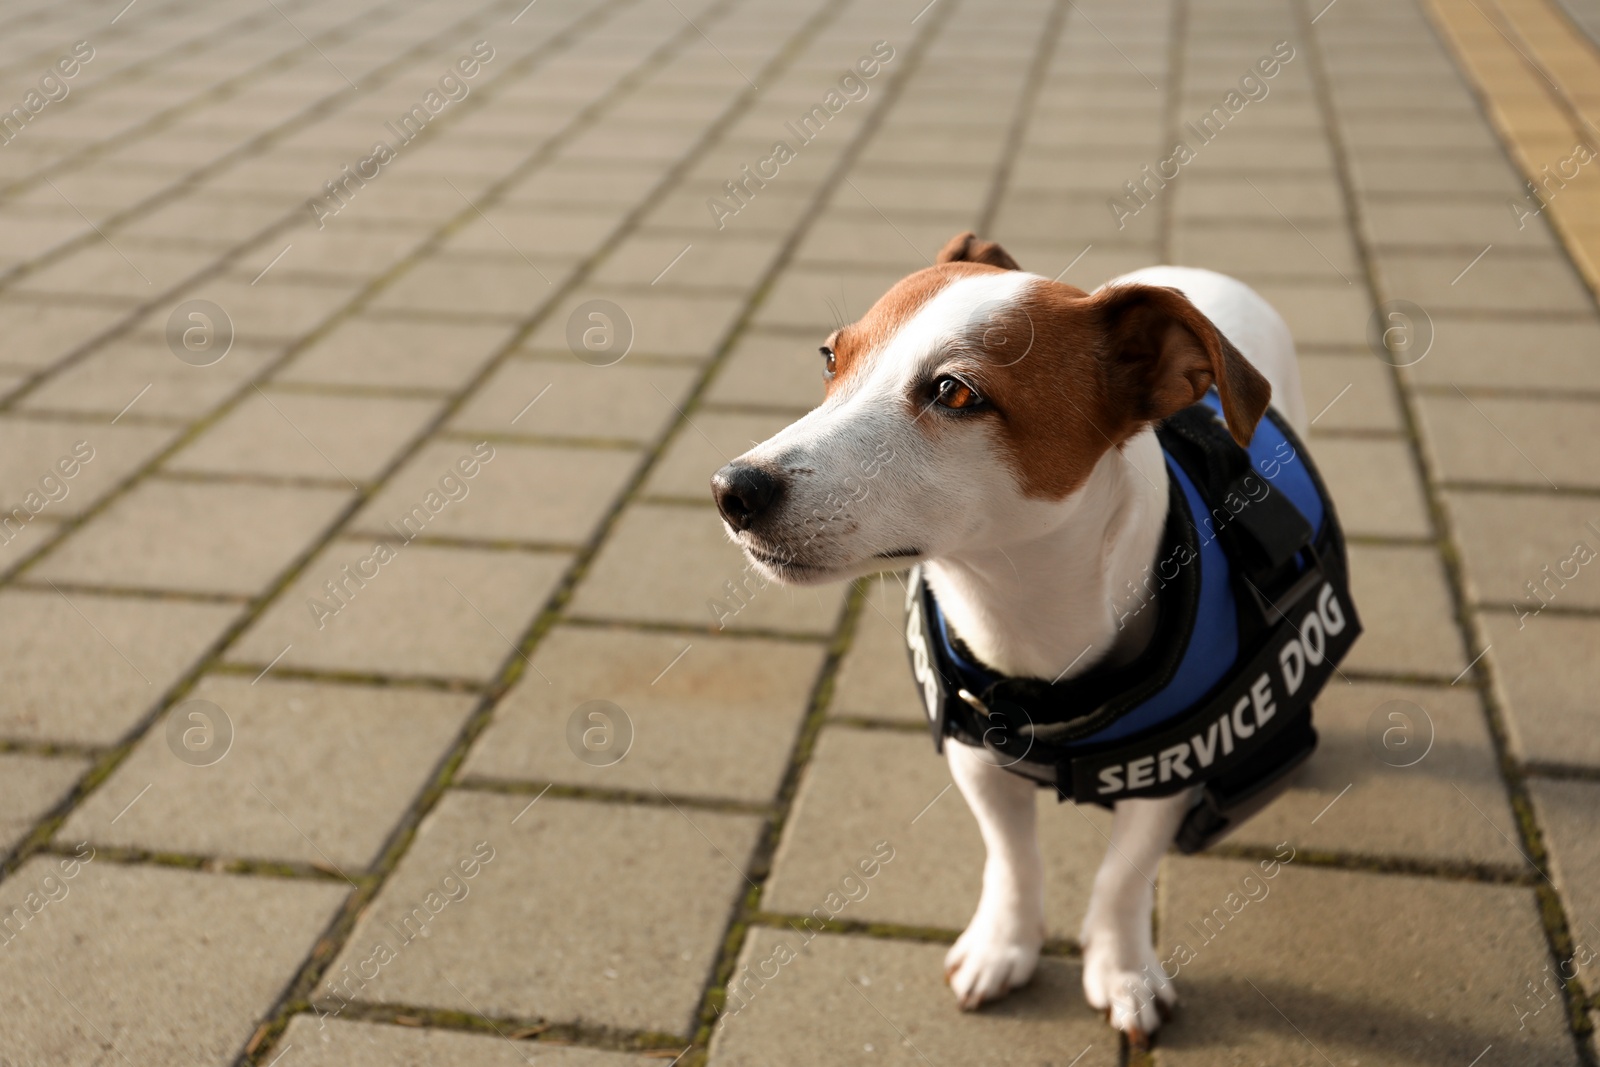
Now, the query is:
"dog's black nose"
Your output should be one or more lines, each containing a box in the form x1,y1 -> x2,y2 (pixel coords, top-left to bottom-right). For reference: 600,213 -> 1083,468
712,463 -> 782,531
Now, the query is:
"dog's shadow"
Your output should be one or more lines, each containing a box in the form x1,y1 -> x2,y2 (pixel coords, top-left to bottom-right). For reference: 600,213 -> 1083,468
961,967 -> 1565,1064
1141,974 -> 1568,1065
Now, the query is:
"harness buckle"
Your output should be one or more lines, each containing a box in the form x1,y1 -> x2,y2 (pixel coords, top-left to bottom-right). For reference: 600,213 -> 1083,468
1243,541 -> 1324,626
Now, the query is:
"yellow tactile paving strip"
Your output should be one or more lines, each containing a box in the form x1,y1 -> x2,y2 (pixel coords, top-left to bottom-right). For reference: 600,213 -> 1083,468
1426,0 -> 1600,286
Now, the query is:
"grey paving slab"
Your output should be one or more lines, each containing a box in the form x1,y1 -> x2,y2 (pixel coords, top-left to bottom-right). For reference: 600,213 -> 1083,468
0,587 -> 237,745
1481,612 -> 1600,771
644,410 -> 798,500
1306,436 -> 1433,539
131,276 -> 367,346
32,479 -> 353,595
1298,352 -> 1405,432
831,574 -> 926,726
0,752 -> 90,855
1223,680 -> 1523,867
229,542 -> 570,682
1374,250 -> 1596,314
1528,778 -> 1600,957
280,315 -> 521,391
1405,315 -> 1600,391
1154,859 -> 1576,1065
525,290 -> 746,360
1361,197 -> 1562,251
449,356 -> 698,445
703,330 -> 827,411
59,674 -> 474,869
463,625 -> 823,803
167,390 -> 442,483
568,503 -> 847,635
1253,280 -> 1372,348
19,337 -> 279,422
1445,490 -> 1600,611
277,1016 -> 664,1067
1172,221 -> 1361,281
1343,543 -> 1467,677
594,232 -> 780,290
0,417 -> 176,520
751,266 -> 912,334
1416,393 -> 1600,491
708,929 -> 1119,1067
0,858 -> 346,1067
371,256 -> 573,321
320,792 -> 763,1036
765,725 -> 1111,941
350,439 -> 638,546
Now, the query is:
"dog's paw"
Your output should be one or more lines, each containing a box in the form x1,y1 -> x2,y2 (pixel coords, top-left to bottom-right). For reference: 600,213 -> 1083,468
943,913 -> 1042,1010
1081,934 -> 1175,1049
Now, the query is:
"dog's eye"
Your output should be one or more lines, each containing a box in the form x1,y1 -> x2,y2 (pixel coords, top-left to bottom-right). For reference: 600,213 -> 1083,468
819,346 -> 836,378
934,375 -> 984,411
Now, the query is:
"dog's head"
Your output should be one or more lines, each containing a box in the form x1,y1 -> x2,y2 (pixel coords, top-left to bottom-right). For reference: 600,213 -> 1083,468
711,233 -> 1271,585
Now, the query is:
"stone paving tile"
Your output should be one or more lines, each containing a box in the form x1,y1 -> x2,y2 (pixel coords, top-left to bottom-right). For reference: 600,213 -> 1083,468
1251,280 -> 1373,348
831,574 -> 926,726
708,930 -> 1117,1067
644,410 -> 798,499
0,858 -> 347,1067
752,266 -> 912,334
1298,352 -> 1405,432
463,625 -> 823,803
129,275 -> 367,346
703,330 -> 826,411
279,315 -> 520,391
440,206 -> 624,262
449,356 -> 697,445
0,418 -> 176,524
167,389 -> 442,483
371,255 -> 573,321
321,792 -> 762,1036
59,674 -> 474,869
1305,436 -> 1433,539
0,587 -> 237,745
18,337 -> 279,422
525,290 -> 746,360
1343,543 -> 1467,677
1375,250 -> 1596,314
229,542 -> 570,682
1172,221 -> 1362,281
1416,393 -> 1600,491
764,726 -> 1111,941
350,439 -> 638,546
570,503 -> 845,635
1361,197 -> 1562,251
0,752 -> 91,855
1527,778 -> 1600,955
0,299 -> 132,371
1223,681 -> 1523,867
278,1016 -> 663,1067
1154,859 -> 1576,1065
593,232 -> 779,290
1445,490 -> 1600,611
1404,315 -> 1600,391
1480,612 -> 1600,770
32,478 -> 352,595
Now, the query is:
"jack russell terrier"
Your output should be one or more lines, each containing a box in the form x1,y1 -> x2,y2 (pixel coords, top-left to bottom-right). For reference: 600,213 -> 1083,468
711,232 -> 1359,1048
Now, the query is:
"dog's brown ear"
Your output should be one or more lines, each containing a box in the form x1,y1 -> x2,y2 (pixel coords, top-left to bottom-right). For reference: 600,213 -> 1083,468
1090,284 -> 1271,446
935,231 -> 1020,271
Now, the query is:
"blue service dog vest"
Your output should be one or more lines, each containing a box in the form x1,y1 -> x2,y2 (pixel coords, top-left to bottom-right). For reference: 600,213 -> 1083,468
904,394 -> 1361,853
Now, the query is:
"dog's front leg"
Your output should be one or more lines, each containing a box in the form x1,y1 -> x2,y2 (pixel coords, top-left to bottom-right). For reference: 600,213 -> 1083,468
943,740 -> 1045,1009
1080,789 -> 1193,1047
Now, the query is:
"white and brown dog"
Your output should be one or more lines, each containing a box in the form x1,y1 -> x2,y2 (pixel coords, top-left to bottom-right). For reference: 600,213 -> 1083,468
711,232 -> 1311,1045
